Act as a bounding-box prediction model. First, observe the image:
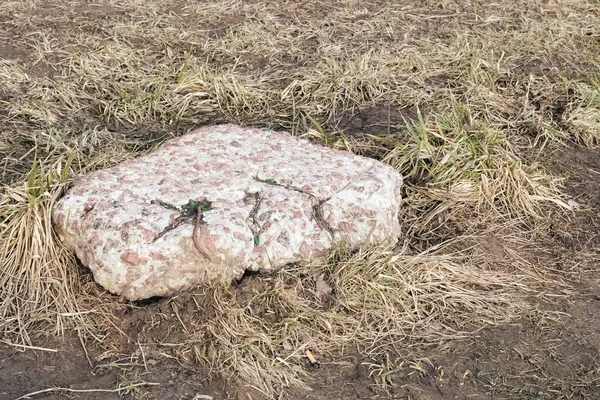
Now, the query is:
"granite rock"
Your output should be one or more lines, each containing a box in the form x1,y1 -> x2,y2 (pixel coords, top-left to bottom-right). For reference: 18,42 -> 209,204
52,125 -> 403,300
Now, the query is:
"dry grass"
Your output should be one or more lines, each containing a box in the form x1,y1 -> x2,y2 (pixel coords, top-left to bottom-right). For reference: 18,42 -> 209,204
0,0 -> 599,398
563,77 -> 600,147
139,239 -> 553,396
0,157 -> 80,342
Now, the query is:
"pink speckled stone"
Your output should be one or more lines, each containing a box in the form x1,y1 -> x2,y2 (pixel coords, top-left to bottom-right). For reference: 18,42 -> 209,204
52,125 -> 402,300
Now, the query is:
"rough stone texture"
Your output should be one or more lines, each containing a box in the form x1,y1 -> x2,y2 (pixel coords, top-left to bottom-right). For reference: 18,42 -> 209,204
52,125 -> 403,300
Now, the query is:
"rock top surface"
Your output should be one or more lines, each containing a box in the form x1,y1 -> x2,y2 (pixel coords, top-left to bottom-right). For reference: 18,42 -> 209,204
53,125 -> 403,300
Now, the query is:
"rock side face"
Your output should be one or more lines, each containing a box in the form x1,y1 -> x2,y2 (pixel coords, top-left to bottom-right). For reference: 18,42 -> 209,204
53,125 -> 403,300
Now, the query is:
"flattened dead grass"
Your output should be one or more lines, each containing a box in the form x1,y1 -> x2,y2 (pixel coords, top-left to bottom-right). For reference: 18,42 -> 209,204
137,240 -> 552,397
0,0 -> 598,397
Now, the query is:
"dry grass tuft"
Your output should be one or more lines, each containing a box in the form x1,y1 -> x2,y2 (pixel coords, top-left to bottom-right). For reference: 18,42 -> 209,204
0,157 -> 82,343
563,77 -> 600,147
383,111 -> 567,219
0,129 -> 139,343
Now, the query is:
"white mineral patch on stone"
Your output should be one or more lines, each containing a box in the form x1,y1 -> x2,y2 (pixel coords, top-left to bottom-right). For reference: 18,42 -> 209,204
52,125 -> 403,300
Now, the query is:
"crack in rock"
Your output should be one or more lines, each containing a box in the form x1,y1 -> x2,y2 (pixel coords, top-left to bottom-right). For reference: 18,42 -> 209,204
244,191 -> 264,246
152,198 -> 214,261
311,198 -> 335,239
253,176 -> 336,240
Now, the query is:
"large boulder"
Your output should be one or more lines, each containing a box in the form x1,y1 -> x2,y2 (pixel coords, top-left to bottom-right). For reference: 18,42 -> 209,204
53,125 -> 403,300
